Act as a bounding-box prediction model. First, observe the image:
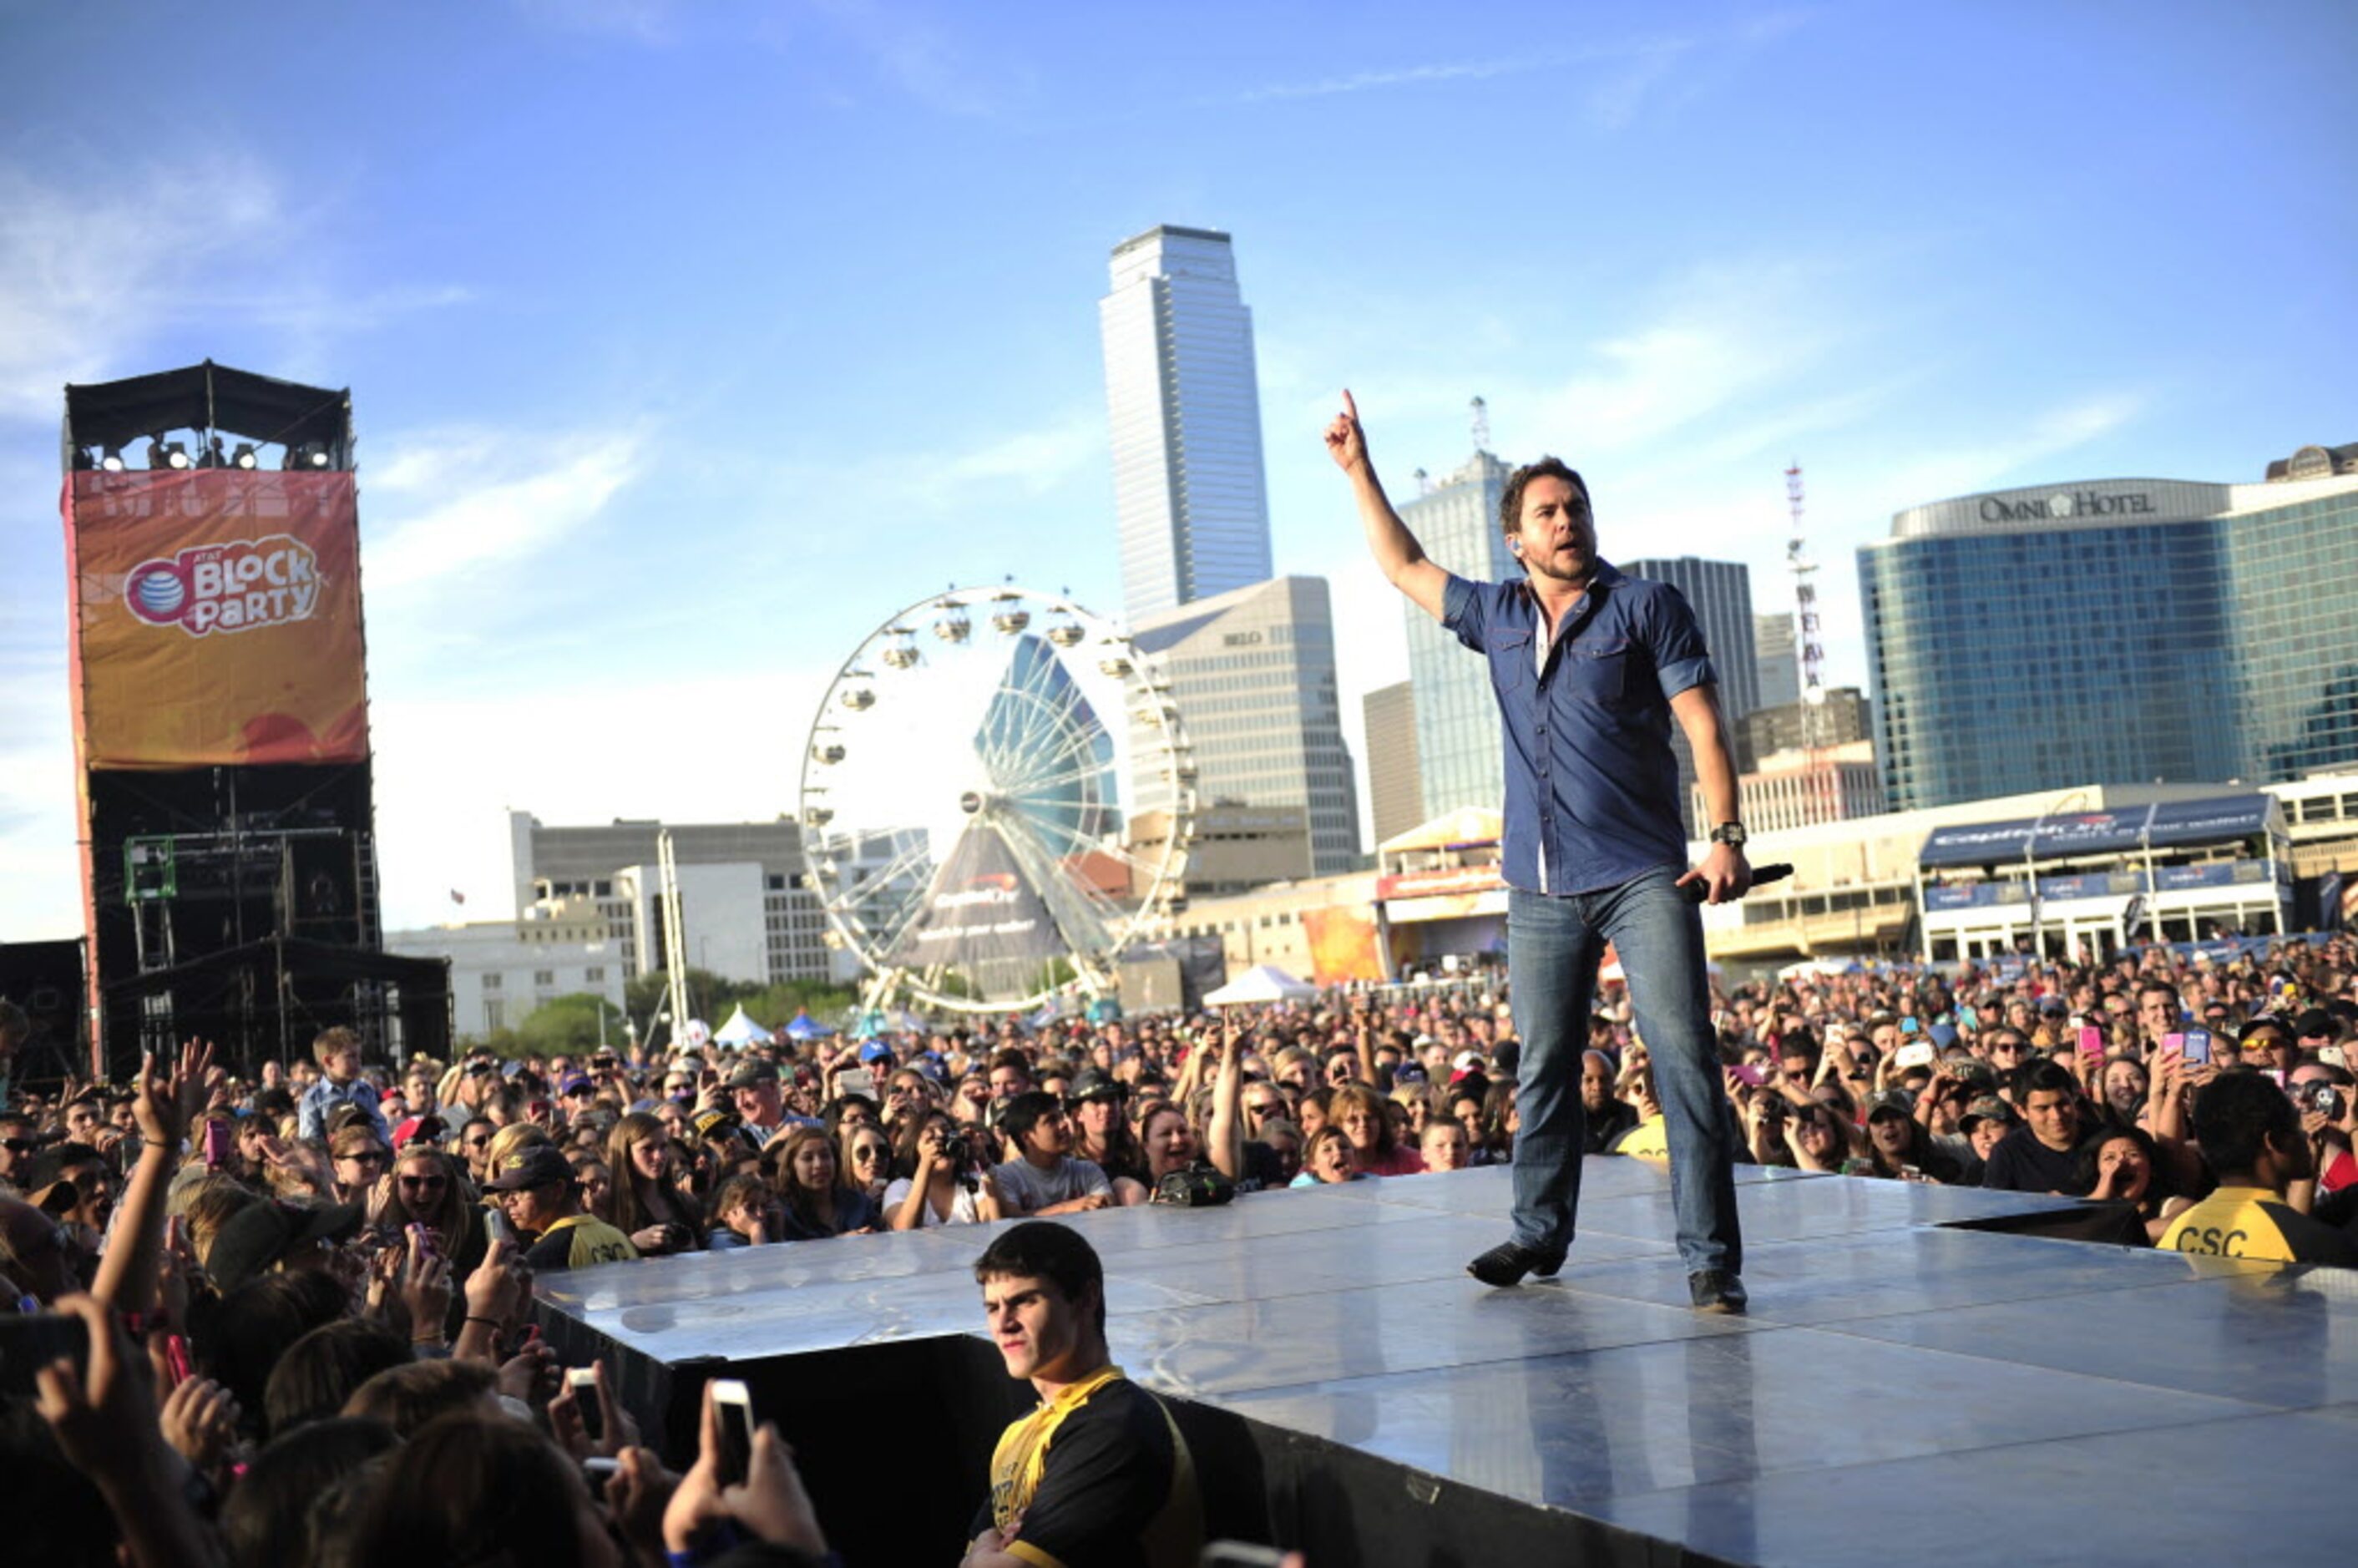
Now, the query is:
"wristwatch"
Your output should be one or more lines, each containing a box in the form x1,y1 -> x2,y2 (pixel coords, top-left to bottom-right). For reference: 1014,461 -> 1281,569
1709,822 -> 1748,849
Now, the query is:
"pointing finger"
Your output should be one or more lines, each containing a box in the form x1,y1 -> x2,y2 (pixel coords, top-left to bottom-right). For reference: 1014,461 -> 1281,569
1340,388 -> 1358,422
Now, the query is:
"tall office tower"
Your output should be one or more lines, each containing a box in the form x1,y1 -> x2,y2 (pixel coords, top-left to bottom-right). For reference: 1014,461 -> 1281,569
1402,449 -> 1521,822
1131,577 -> 1360,878
1621,556 -> 1760,832
1859,445 -> 2358,811
1756,611 -> 1800,709
1620,557 -> 1761,721
1362,680 -> 1425,847
1100,225 -> 1275,623
1740,686 -> 1874,764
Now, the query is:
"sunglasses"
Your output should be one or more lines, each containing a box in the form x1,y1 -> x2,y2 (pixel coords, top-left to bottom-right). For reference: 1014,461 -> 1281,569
338,1150 -> 390,1166
397,1174 -> 448,1189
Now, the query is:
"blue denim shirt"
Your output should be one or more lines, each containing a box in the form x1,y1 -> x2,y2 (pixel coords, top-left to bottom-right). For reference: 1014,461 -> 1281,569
1443,562 -> 1716,896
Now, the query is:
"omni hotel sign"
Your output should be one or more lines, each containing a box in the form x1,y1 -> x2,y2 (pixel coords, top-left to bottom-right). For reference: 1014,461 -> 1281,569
1979,489 -> 2157,523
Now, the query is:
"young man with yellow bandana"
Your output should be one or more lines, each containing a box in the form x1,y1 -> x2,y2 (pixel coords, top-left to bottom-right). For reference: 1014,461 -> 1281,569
962,1222 -> 1201,1568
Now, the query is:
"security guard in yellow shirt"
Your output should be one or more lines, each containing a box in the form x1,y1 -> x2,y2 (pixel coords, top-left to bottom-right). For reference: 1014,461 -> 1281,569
2159,1071 -> 2358,1267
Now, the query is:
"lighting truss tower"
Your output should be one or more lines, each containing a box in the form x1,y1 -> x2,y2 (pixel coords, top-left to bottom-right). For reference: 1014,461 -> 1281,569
658,830 -> 691,1050
1785,462 -> 1827,751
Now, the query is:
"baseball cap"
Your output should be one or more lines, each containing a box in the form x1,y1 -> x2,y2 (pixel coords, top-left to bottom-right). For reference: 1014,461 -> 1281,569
1066,1068 -> 1123,1104
1927,1024 -> 1959,1049
377,1085 -> 406,1105
1866,1090 -> 1914,1121
559,1072 -> 596,1096
690,1107 -> 740,1142
1960,1095 -> 2014,1131
858,1041 -> 894,1065
485,1145 -> 575,1192
726,1060 -> 781,1090
1450,1050 -> 1484,1074
2295,1008 -> 2335,1041
391,1114 -> 446,1151
210,1200 -> 364,1292
1391,1063 -> 1429,1085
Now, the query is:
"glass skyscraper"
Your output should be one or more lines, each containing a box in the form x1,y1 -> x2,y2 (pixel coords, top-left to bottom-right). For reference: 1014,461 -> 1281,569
1619,556 -> 1762,721
1132,576 -> 1361,876
1401,450 -> 1518,822
1099,225 -> 1274,625
1860,463 -> 2358,811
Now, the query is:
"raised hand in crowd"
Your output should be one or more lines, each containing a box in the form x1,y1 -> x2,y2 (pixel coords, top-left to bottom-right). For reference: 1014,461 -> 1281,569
662,1379 -> 830,1561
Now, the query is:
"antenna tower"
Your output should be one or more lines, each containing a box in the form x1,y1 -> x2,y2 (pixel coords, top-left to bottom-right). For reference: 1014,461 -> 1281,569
1470,396 -> 1491,454
1785,462 -> 1827,753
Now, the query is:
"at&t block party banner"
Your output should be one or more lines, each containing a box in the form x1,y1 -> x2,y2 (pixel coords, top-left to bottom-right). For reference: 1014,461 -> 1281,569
65,470 -> 370,769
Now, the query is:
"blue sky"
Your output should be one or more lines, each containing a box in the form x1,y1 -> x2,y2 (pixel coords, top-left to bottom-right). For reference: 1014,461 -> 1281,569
2,0 -> 2351,939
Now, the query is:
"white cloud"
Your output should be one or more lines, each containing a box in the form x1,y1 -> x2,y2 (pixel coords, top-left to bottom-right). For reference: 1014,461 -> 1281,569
0,154 -> 470,426
1239,13 -> 1809,122
934,413 -> 1100,495
363,429 -> 647,592
1879,393 -> 2149,508
371,665 -> 835,928
0,156 -> 283,421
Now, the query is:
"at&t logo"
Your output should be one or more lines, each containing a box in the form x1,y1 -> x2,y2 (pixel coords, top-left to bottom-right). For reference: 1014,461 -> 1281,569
124,534 -> 324,637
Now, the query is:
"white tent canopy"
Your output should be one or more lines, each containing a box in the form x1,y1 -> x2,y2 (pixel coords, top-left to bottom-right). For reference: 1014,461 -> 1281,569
713,1004 -> 773,1046
1203,964 -> 1318,1007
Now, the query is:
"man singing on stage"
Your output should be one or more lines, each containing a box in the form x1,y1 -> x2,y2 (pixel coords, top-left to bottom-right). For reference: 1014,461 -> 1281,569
1327,391 -> 1750,1313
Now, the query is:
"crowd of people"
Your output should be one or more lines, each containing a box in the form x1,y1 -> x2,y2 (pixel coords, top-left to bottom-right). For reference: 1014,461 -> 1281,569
3,929 -> 2357,1563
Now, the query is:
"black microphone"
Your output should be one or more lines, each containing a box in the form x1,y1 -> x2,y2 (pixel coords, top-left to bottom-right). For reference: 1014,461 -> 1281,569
1681,861 -> 1792,904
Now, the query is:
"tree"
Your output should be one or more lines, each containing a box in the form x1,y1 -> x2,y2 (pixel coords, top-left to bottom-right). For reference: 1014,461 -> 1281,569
503,993 -> 628,1057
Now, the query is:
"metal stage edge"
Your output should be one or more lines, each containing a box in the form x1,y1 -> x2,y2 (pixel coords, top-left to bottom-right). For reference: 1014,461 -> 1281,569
536,1159 -> 2358,1567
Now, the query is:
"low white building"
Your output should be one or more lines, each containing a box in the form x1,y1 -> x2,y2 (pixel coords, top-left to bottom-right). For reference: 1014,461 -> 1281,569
387,896 -> 625,1044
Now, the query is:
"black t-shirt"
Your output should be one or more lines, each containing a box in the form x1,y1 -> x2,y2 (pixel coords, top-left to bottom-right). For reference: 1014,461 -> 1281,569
1980,1126 -> 2091,1196
974,1367 -> 1202,1568
1582,1099 -> 1639,1154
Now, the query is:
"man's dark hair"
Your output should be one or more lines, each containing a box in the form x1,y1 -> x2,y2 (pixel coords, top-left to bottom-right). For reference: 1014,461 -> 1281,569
2019,1061 -> 2078,1101
191,1268 -> 351,1439
264,1318 -> 410,1438
997,1090 -> 1063,1146
339,1358 -> 498,1439
220,1416 -> 398,1568
974,1220 -> 1106,1334
1498,456 -> 1591,539
2190,1070 -> 2300,1181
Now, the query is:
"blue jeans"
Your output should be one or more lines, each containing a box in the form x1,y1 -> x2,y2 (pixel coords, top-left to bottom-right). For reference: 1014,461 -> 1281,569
1507,869 -> 1743,1274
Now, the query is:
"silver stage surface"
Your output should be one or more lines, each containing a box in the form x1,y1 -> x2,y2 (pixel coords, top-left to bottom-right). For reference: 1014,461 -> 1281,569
538,1158 -> 2358,1566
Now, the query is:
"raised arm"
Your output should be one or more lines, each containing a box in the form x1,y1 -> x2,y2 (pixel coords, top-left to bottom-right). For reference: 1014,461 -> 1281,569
1326,390 -> 1450,621
1206,1021 -> 1245,1181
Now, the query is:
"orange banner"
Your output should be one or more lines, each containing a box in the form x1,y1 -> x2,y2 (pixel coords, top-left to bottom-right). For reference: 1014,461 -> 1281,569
67,471 -> 369,768
1303,904 -> 1387,985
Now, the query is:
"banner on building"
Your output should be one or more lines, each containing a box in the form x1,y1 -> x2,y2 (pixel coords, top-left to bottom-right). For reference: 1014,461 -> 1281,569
886,823 -> 1064,969
66,471 -> 370,768
1303,904 -> 1386,985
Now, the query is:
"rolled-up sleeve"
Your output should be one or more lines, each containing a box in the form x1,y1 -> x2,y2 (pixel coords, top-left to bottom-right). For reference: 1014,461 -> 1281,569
1442,574 -> 1490,651
1643,584 -> 1718,701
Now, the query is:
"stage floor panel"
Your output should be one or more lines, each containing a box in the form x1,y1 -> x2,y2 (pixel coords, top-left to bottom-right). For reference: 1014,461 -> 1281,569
538,1160 -> 2358,1565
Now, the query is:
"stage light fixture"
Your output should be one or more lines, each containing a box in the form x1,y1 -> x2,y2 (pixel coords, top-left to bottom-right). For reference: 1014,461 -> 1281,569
100,446 -> 128,473
232,443 -> 259,470
146,435 -> 190,470
284,440 -> 331,470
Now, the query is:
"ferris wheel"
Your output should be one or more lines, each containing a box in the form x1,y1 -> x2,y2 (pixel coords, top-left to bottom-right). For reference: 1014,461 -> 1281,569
797,584 -> 1194,1014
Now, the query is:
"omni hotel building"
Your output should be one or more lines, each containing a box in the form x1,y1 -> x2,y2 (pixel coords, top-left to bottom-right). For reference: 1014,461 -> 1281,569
1858,443 -> 2358,812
